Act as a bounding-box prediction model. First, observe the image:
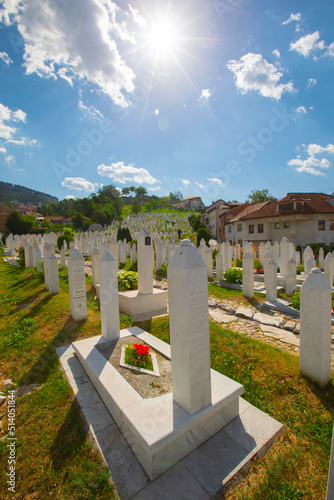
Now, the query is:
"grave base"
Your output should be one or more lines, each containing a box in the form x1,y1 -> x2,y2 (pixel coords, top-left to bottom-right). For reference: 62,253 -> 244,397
118,289 -> 168,316
72,327 -> 244,481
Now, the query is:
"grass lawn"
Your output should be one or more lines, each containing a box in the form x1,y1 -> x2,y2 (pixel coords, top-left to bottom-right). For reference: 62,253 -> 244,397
0,250 -> 333,499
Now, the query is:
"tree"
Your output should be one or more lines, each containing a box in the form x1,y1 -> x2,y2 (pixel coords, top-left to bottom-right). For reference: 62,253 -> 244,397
246,189 -> 276,204
188,214 -> 202,232
196,227 -> 211,247
6,211 -> 35,235
72,213 -> 84,229
129,186 -> 136,195
135,186 -> 147,198
96,184 -> 120,204
131,199 -> 141,214
144,202 -> 152,212
122,187 -> 130,196
169,191 -> 183,203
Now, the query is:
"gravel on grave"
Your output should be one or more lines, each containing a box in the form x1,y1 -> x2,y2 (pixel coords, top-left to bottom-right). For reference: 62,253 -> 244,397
96,336 -> 172,399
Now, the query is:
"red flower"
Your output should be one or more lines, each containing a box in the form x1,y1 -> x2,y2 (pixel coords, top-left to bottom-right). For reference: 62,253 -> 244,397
133,343 -> 150,356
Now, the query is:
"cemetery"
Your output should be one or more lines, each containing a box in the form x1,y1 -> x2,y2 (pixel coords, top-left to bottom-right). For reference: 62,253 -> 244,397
0,213 -> 333,499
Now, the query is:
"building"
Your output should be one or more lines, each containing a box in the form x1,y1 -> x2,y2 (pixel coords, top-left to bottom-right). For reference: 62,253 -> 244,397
43,216 -> 72,225
202,200 -> 243,242
177,196 -> 205,211
0,203 -> 14,232
223,192 -> 334,248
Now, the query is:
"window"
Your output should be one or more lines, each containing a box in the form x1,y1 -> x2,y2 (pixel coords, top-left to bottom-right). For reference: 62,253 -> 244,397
284,222 -> 289,229
275,222 -> 280,229
279,203 -> 294,212
228,225 -> 232,233
258,224 -> 264,233
318,220 -> 325,231
330,221 -> 334,231
249,225 -> 254,234
237,223 -> 242,232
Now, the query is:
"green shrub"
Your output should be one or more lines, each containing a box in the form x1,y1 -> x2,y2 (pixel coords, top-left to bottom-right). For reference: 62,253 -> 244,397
234,258 -> 242,268
17,246 -> 25,267
57,234 -> 72,250
196,227 -> 211,247
224,268 -> 243,284
212,249 -> 219,267
254,258 -> 262,270
155,264 -> 167,278
34,261 -> 44,281
290,289 -> 300,310
118,271 -> 138,291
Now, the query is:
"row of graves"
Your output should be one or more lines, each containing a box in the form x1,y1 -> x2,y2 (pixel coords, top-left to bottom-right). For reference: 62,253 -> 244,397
2,225 -> 334,497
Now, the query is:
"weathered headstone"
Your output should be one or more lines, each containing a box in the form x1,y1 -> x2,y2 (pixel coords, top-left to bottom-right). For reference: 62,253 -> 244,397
60,248 -> 66,270
242,251 -> 254,299
319,247 -> 325,270
216,250 -> 224,281
48,253 -> 59,295
68,248 -> 88,321
285,257 -> 297,296
43,243 -> 52,290
280,237 -> 289,276
168,240 -> 211,415
91,247 -> 100,287
300,268 -> 331,386
130,243 -> 137,263
305,255 -> 316,277
265,258 -> 277,302
138,227 -> 154,295
99,250 -> 119,339
324,253 -> 333,287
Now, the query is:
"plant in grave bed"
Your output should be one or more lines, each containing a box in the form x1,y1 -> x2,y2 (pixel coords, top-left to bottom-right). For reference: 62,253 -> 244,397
117,271 -> 138,291
224,268 -> 243,284
124,343 -> 153,371
155,264 -> 167,278
290,289 -> 300,310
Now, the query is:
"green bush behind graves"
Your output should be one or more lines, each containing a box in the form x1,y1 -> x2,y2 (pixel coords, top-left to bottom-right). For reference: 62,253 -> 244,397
224,268 -> 243,284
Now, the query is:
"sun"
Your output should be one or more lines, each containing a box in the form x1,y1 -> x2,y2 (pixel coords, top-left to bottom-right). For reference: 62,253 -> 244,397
146,21 -> 179,55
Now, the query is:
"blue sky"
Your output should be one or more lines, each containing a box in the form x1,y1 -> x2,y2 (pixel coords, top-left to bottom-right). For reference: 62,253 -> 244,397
0,0 -> 333,205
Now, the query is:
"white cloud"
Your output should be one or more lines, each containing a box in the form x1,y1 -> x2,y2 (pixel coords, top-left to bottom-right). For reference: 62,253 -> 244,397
154,109 -> 159,116
64,195 -> 77,200
0,102 -> 27,140
78,100 -> 104,121
17,168 -> 26,172
199,89 -> 213,101
288,143 -> 334,176
97,161 -> 161,185
147,186 -> 161,192
194,181 -> 204,189
325,42 -> 334,57
5,154 -> 15,165
0,51 -> 12,66
295,106 -> 307,114
226,53 -> 295,100
1,0 -> 137,108
128,5 -> 146,27
180,178 -> 190,188
0,147 -> 6,154
7,137 -> 38,146
290,31 -> 325,58
272,49 -> 280,58
282,13 -> 301,25
61,177 -> 95,191
207,177 -> 224,187
306,78 -> 317,89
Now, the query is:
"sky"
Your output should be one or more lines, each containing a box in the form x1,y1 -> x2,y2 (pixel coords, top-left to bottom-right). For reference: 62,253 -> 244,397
0,0 -> 333,206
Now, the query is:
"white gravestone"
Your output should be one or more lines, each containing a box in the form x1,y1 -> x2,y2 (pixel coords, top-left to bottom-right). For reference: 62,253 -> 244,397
280,237 -> 289,276
138,227 -> 154,295
242,251 -> 254,299
319,247 -> 324,270
300,268 -> 331,386
305,255 -> 316,277
326,424 -> 334,500
23,241 -> 30,268
100,250 -> 120,340
216,250 -> 224,281
285,257 -> 297,296
91,247 -> 100,287
43,243 -> 52,290
68,248 -> 88,321
48,253 -> 59,295
265,258 -> 277,302
324,253 -> 333,287
155,241 -> 163,270
168,240 -> 212,415
60,248 -> 66,270
130,243 -> 137,263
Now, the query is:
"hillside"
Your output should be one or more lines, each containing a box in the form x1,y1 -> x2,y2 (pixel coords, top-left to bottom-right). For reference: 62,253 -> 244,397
0,181 -> 58,206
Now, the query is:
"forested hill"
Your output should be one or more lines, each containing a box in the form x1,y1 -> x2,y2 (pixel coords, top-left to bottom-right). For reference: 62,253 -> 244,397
0,182 -> 58,205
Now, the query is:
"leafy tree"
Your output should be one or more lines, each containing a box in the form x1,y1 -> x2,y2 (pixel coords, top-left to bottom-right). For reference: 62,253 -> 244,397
129,186 -> 136,195
196,226 -> 211,247
72,213 -> 84,229
122,187 -> 130,196
135,186 -> 147,198
188,214 -> 202,232
131,199 -> 141,214
117,227 -> 132,242
145,202 -> 152,212
6,211 -> 35,234
169,191 -> 183,203
96,184 -> 120,204
246,189 -> 276,204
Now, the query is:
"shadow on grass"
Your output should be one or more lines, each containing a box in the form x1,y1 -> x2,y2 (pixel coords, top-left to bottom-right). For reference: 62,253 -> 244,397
303,375 -> 334,414
50,399 -> 87,471
18,316 -> 87,386
10,289 -> 45,314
